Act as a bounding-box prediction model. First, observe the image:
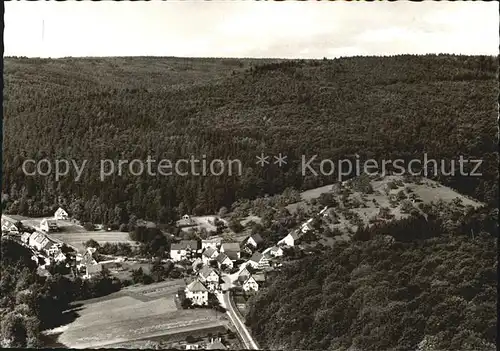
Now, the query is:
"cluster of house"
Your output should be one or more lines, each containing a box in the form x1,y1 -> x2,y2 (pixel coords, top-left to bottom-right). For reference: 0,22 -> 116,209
20,231 -> 67,267
178,232 -> 290,306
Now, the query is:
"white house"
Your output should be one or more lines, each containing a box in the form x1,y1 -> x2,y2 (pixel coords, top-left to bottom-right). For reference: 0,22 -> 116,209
202,238 -> 222,250
20,232 -> 31,244
198,266 -> 220,291
216,252 -> 233,270
242,276 -> 259,292
170,240 -> 199,262
1,215 -> 19,233
263,245 -> 283,258
29,232 -> 56,252
40,218 -> 58,233
245,233 -> 264,249
247,252 -> 270,270
185,279 -> 209,306
202,247 -> 219,264
206,337 -> 227,350
54,207 -> 69,220
278,230 -> 300,247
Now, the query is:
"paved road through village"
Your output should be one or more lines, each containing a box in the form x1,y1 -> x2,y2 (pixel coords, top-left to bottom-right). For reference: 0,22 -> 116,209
220,291 -> 259,350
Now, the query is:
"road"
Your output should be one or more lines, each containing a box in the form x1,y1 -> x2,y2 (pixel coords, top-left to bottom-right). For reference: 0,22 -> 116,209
220,291 -> 259,350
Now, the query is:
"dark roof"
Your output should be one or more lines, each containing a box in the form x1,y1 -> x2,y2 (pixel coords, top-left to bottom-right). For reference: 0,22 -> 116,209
171,240 -> 199,251
202,247 -> 217,258
225,250 -> 239,260
199,265 -> 219,279
216,252 -> 230,264
253,273 -> 266,282
186,279 -> 208,292
249,251 -> 263,263
250,233 -> 264,244
221,243 -> 240,252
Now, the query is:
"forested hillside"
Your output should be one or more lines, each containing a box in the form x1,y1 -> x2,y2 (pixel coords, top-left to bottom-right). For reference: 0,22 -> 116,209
246,212 -> 497,351
2,55 -> 498,224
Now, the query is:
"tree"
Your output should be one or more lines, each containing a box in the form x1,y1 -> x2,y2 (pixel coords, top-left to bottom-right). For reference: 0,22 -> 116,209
182,298 -> 193,309
228,219 -> 244,233
84,239 -> 100,249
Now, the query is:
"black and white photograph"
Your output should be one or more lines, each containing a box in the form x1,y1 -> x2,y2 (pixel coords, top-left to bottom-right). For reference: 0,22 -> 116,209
1,0 -> 498,350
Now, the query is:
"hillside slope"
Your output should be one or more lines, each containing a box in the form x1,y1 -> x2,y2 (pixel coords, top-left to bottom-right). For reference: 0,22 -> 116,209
2,55 -> 498,224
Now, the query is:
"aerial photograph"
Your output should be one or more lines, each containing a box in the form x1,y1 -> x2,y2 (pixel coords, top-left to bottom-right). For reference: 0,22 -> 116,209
1,1 -> 498,350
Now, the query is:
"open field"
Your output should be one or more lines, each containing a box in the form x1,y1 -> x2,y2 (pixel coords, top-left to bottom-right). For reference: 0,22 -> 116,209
286,184 -> 334,213
46,280 -> 229,348
50,231 -> 137,252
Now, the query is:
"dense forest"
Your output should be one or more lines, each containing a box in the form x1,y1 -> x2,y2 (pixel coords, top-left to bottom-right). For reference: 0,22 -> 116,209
245,211 -> 497,351
2,55 -> 498,225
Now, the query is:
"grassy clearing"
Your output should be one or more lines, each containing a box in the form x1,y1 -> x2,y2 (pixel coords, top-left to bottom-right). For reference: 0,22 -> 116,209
53,280 -> 228,348
50,231 -> 136,252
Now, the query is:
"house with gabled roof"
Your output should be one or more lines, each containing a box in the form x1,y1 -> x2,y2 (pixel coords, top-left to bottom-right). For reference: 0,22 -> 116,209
278,229 -> 301,247
242,275 -> 259,292
248,251 -> 270,270
28,232 -> 56,252
202,247 -> 219,264
54,207 -> 69,220
206,337 -> 227,350
185,278 -> 209,305
216,252 -> 233,270
1,215 -> 20,233
198,266 -> 220,291
170,240 -> 199,261
220,242 -> 240,260
263,245 -> 283,258
238,266 -> 251,280
245,233 -> 264,249
40,218 -> 58,233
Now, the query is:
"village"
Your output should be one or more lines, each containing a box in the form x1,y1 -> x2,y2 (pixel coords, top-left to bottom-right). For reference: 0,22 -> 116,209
1,190 -> 331,350
0,175 -> 484,349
